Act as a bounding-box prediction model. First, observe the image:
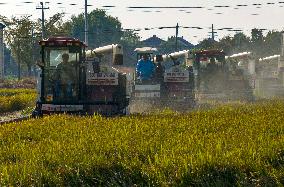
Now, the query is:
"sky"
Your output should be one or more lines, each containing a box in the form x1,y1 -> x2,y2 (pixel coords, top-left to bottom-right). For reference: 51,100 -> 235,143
1,0 -> 284,44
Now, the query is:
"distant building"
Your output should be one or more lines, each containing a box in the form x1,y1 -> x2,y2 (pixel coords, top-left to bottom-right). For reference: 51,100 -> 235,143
177,36 -> 195,49
142,35 -> 195,53
142,35 -> 165,48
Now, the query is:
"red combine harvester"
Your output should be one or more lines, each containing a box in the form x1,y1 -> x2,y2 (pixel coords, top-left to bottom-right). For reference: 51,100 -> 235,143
33,36 -> 129,116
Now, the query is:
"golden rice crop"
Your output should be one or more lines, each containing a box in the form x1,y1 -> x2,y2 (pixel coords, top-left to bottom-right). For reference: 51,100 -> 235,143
0,89 -> 37,113
0,100 -> 283,186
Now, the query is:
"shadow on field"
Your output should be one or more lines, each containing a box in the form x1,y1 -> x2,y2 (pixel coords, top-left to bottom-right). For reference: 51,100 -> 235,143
41,164 -> 159,186
266,151 -> 284,170
179,165 -> 278,187
37,163 -> 282,186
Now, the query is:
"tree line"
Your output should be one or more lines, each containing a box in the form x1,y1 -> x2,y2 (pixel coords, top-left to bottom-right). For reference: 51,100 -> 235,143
0,9 -> 283,78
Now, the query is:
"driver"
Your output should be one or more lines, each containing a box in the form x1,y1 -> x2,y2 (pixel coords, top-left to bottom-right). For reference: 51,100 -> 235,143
136,54 -> 155,82
55,53 -> 76,98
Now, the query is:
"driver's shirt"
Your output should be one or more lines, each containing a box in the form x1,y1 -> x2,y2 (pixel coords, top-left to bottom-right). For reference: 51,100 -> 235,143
56,62 -> 76,85
136,59 -> 155,80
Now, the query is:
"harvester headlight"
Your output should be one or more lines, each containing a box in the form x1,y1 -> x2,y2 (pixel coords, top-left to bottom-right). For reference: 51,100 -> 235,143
46,94 -> 53,102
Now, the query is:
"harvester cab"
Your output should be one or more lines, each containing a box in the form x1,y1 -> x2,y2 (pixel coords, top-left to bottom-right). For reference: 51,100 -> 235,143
35,37 -> 84,108
192,49 -> 228,100
134,47 -> 158,83
130,47 -> 163,112
33,36 -> 129,116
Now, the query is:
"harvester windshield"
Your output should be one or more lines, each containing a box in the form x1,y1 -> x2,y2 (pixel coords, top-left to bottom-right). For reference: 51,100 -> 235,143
39,37 -> 84,103
46,48 -> 80,67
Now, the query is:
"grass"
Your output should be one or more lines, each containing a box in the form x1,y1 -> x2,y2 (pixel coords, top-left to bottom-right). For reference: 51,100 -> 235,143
0,89 -> 37,114
0,100 -> 283,186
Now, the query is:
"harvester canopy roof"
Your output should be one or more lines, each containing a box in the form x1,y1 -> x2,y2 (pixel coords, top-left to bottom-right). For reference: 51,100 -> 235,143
39,36 -> 86,47
134,47 -> 158,54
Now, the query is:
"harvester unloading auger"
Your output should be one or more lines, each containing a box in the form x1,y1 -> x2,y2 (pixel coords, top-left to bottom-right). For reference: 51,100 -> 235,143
33,36 -> 129,117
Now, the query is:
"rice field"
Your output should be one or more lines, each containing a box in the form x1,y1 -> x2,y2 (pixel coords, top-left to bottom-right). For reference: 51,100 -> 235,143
0,100 -> 283,186
0,89 -> 37,114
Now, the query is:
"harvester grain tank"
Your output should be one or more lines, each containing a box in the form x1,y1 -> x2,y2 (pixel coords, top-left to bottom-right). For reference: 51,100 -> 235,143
33,36 -> 129,116
225,51 -> 255,101
255,54 -> 284,97
160,50 -> 195,109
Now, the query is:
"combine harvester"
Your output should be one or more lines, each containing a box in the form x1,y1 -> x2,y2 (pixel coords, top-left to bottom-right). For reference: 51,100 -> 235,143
255,54 -> 284,98
251,33 -> 284,98
227,33 -> 284,99
252,33 -> 284,98
130,47 -> 195,112
192,49 -> 254,102
225,51 -> 255,101
33,36 -> 129,116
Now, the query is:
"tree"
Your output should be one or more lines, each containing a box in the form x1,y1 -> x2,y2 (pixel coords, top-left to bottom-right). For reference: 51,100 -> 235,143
263,31 -> 282,56
250,29 -> 265,58
197,38 -> 218,50
0,15 -> 35,78
119,30 -> 141,66
67,9 -> 141,66
0,13 -> 69,78
68,9 -> 123,48
44,13 -> 70,37
215,36 -> 233,54
232,32 -> 250,53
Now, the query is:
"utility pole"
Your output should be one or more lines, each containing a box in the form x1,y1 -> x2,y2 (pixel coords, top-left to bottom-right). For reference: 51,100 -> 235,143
85,0 -> 88,47
175,23 -> 179,51
211,24 -> 215,41
0,23 -> 6,79
36,2 -> 49,39
31,27 -> 36,77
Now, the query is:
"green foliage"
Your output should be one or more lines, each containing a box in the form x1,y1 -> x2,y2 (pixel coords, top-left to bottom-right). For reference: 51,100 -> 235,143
197,38 -> 218,50
0,13 -> 69,77
0,15 -> 35,76
0,100 -> 284,185
69,9 -> 123,48
44,13 -> 69,37
263,31 -> 282,56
